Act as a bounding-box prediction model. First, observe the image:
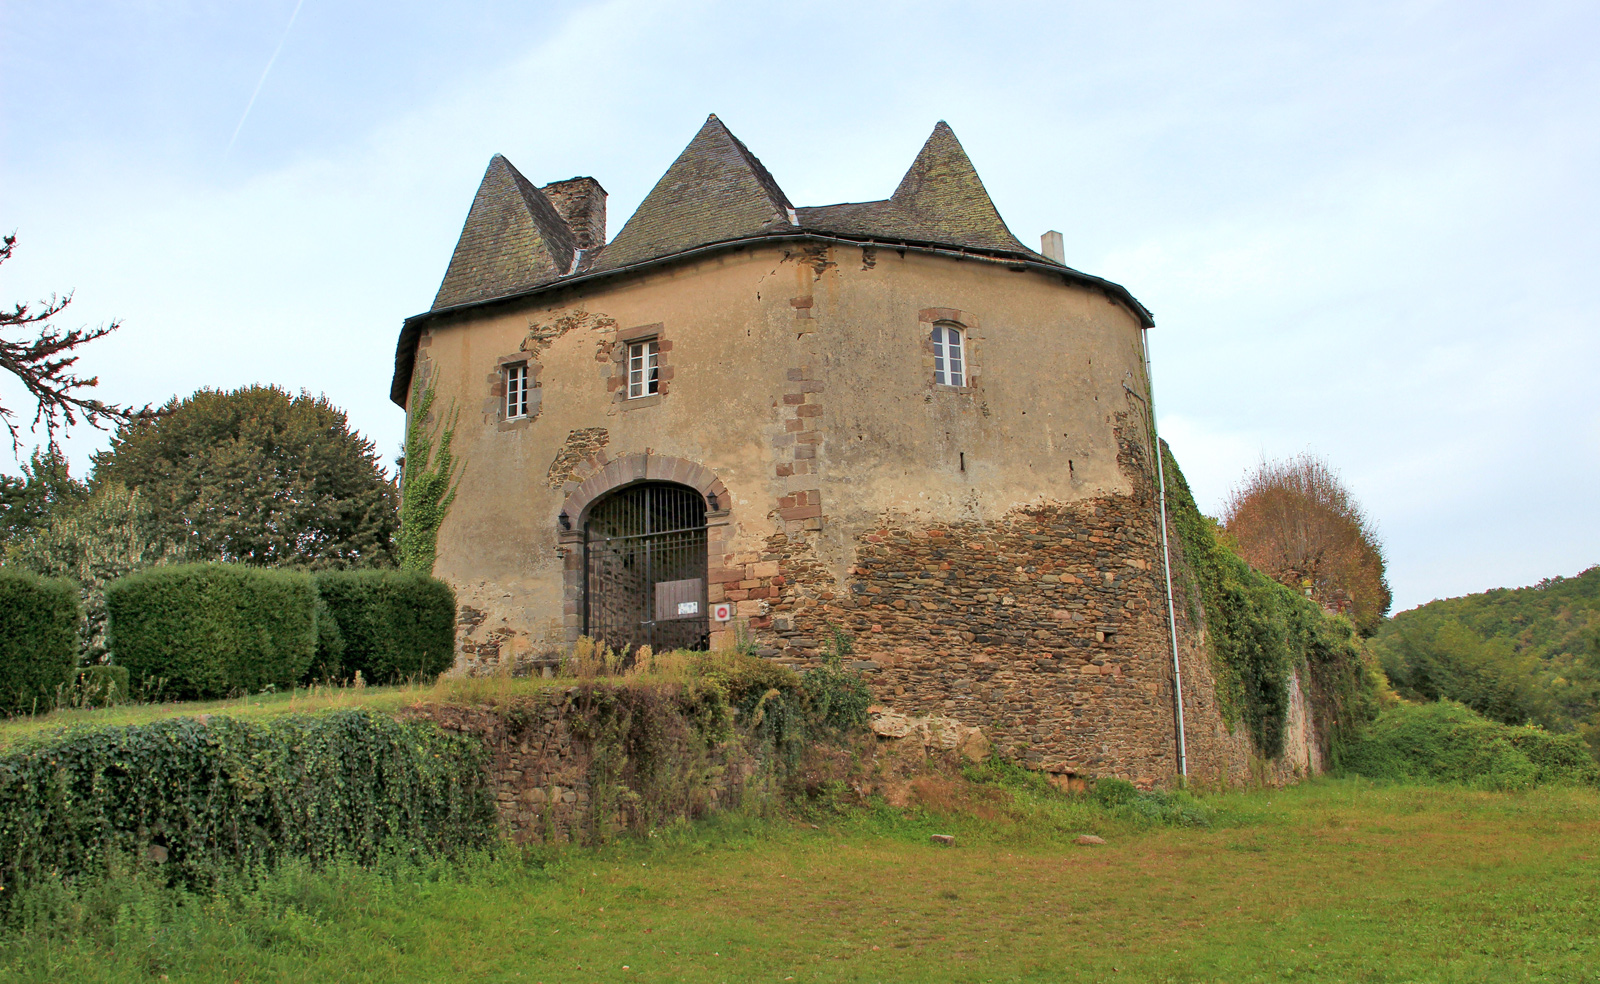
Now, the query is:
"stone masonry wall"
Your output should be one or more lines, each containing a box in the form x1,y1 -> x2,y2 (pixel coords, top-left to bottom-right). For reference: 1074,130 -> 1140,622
724,418 -> 1325,789
402,690 -> 760,843
826,499 -> 1181,786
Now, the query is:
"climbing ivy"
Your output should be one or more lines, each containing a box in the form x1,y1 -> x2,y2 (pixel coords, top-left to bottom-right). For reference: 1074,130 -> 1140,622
1159,441 -> 1381,759
0,709 -> 494,896
398,381 -> 461,575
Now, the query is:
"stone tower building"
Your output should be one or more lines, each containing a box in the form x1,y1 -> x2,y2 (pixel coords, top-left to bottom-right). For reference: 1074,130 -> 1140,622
391,115 -> 1323,787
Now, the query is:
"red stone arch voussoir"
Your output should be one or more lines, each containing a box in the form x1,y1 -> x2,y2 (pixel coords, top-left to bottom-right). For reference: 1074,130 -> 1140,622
558,451 -> 726,525
555,451 -> 732,645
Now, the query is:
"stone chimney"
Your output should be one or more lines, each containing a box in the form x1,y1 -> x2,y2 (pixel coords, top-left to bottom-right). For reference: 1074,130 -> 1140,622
541,177 -> 607,252
1040,230 -> 1065,264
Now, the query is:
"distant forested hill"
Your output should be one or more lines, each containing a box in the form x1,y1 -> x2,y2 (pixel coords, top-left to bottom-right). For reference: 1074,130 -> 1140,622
1374,566 -> 1600,755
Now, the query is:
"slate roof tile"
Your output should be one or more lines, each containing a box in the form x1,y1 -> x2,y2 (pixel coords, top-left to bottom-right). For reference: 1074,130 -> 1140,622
592,114 -> 795,271
396,117 -> 1150,406
432,155 -> 576,310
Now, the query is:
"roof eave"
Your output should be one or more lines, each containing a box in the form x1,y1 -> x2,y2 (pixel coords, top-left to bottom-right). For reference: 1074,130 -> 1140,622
389,231 -> 1155,408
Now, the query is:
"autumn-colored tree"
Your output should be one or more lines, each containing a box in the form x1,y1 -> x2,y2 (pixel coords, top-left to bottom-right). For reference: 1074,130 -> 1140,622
1221,453 -> 1392,635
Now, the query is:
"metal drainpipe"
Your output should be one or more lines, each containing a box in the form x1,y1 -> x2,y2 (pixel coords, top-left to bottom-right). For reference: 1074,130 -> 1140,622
1141,329 -> 1188,783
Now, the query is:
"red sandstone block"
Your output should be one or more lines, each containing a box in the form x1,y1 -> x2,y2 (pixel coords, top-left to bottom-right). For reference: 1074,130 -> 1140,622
782,393 -> 806,405
779,504 -> 822,520
796,404 -> 823,418
707,567 -> 745,584
785,419 -> 806,432
776,463 -> 794,477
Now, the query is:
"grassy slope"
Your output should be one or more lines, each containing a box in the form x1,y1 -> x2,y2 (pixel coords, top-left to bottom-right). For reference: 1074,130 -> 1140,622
3,780 -> 1597,983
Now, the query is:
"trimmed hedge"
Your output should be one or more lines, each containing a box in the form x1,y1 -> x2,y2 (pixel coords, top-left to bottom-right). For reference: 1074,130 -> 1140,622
105,564 -> 315,699
0,570 -> 81,715
1339,700 -> 1600,789
0,709 -> 493,893
311,570 -> 455,684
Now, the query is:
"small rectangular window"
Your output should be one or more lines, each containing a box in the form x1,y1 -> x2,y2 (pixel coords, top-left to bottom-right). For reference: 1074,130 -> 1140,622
627,339 -> 660,398
933,324 -> 965,386
505,363 -> 529,418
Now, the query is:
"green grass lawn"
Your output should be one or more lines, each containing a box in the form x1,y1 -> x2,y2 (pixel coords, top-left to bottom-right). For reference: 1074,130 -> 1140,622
3,778 -> 1597,983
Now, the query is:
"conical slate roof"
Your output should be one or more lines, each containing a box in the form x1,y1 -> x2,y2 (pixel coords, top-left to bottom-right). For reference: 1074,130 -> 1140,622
433,155 -> 577,309
395,116 -> 1152,405
797,122 -> 1035,257
593,114 -> 796,271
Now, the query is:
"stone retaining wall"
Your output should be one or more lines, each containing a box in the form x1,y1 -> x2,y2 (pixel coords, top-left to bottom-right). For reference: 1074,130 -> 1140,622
401,689 -> 761,843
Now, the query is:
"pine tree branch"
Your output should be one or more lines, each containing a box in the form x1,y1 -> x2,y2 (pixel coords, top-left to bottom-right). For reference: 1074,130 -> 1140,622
0,234 -> 151,451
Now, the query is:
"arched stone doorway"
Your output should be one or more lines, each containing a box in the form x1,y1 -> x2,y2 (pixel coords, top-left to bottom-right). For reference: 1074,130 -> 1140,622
556,452 -> 731,650
581,482 -> 708,654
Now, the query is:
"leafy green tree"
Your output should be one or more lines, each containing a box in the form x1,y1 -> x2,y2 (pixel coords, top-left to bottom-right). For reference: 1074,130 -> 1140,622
6,483 -> 185,661
0,445 -> 88,551
91,386 -> 398,570
1375,565 -> 1600,757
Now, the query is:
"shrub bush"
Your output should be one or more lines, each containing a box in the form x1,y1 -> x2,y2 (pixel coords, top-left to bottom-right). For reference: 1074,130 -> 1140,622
1338,700 -> 1599,789
0,709 -> 494,894
311,570 -> 455,684
0,570 -> 80,715
105,563 -> 315,699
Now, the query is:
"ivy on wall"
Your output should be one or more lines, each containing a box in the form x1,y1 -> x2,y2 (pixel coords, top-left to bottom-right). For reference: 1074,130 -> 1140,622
398,380 -> 461,576
1159,441 -> 1382,759
0,709 -> 494,895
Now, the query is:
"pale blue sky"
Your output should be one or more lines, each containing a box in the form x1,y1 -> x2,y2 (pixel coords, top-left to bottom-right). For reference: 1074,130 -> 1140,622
2,0 -> 1596,611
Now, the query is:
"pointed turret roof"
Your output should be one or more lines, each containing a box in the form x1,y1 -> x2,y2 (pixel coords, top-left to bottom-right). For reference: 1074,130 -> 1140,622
432,155 -> 576,309
795,122 -> 1034,257
394,117 -> 1153,406
594,114 -> 795,271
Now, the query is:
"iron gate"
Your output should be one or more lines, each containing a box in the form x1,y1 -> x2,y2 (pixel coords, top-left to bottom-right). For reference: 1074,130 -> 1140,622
583,482 -> 709,655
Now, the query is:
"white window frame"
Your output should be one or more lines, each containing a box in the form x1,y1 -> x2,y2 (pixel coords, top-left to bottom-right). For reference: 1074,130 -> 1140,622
932,323 -> 965,387
627,339 -> 660,399
504,362 -> 530,419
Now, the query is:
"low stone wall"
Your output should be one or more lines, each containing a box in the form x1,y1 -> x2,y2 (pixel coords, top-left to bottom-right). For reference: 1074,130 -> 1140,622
401,689 -> 761,843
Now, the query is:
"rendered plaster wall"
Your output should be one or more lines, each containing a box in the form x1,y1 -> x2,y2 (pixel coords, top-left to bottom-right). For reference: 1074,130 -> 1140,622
406,241 -> 1318,786
410,242 -> 1147,661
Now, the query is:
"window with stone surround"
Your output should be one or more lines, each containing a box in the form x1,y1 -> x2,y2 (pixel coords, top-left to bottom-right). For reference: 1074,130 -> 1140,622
627,339 -> 660,399
918,308 -> 978,391
607,323 -> 672,409
488,352 -> 541,429
505,362 -> 530,418
931,323 -> 965,387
